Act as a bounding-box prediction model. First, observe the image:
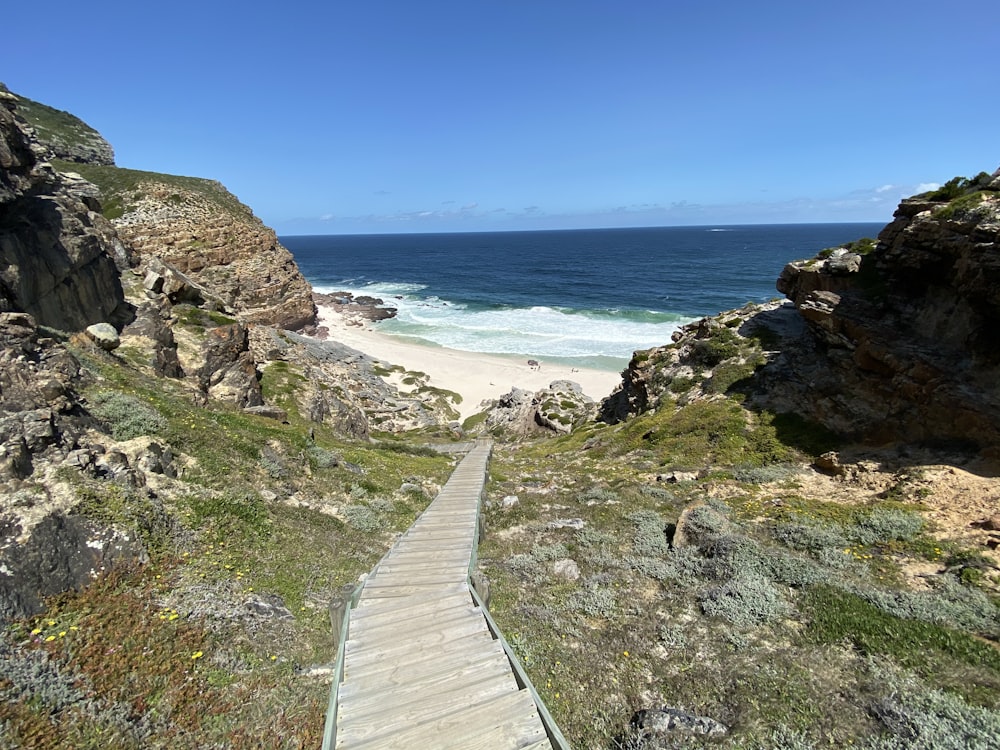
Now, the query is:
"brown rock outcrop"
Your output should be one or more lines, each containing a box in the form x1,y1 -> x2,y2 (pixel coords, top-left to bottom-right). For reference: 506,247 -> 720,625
113,180 -> 316,330
604,169 -> 1000,449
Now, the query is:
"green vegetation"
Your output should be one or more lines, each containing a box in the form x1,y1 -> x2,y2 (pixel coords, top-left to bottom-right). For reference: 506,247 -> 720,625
818,236 -> 878,258
89,390 -> 168,440
477,386 -> 1000,749
174,304 -> 238,331
10,93 -> 107,157
1,338 -> 456,746
934,190 -> 991,221
921,172 -> 995,202
50,160 -> 255,221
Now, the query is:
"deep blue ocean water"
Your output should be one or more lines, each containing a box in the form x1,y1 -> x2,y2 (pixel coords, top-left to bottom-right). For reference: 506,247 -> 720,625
282,223 -> 882,369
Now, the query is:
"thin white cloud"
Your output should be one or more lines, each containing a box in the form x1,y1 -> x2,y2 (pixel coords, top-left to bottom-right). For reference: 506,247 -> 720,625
915,182 -> 940,193
875,184 -> 894,193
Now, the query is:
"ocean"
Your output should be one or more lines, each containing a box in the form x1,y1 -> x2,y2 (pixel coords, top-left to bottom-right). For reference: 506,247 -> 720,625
282,223 -> 883,370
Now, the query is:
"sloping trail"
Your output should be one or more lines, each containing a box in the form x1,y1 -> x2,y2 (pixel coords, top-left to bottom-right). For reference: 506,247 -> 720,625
327,439 -> 564,750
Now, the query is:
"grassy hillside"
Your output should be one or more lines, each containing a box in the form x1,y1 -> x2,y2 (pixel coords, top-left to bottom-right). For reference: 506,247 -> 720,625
479,402 -> 1000,748
51,160 -> 255,221
1,338 -> 456,748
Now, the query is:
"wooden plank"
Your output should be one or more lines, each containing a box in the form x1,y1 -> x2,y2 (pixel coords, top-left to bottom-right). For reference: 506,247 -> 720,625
343,633 -> 506,683
339,657 -> 511,706
350,590 -> 472,619
341,638 -> 508,689
337,689 -> 545,749
356,581 -> 469,601
344,619 -> 491,664
363,571 -> 465,587
372,559 -> 465,575
347,606 -> 482,643
339,670 -> 516,724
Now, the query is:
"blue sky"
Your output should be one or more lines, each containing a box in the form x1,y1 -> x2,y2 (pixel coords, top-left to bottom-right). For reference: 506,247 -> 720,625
5,1 -> 998,234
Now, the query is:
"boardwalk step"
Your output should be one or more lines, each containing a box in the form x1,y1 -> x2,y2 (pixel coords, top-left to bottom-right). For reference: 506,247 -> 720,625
337,686 -> 546,749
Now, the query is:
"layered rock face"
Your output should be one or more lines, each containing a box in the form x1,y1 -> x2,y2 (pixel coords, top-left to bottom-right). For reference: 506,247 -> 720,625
112,180 -> 316,330
0,92 -> 132,331
605,170 -> 1000,449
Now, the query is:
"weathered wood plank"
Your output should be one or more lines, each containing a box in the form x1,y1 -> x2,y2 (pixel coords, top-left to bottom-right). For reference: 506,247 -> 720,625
344,622 -> 493,669
349,592 -> 472,620
346,611 -> 487,651
340,670 -> 517,724
337,689 -> 545,749
342,638 -> 509,690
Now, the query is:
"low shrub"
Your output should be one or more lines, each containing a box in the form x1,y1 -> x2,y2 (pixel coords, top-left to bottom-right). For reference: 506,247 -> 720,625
568,580 -> 619,620
865,659 -> 1000,750
90,391 -> 167,441
699,572 -> 791,627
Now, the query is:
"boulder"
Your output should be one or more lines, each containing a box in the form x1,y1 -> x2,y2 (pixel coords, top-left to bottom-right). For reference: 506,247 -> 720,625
552,558 -> 580,581
197,323 -> 263,408
243,404 -> 288,421
121,301 -> 183,378
85,322 -> 120,351
0,513 -> 145,622
630,707 -> 728,741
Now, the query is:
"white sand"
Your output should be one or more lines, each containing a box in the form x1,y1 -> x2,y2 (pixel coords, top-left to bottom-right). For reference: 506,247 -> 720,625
313,304 -> 623,420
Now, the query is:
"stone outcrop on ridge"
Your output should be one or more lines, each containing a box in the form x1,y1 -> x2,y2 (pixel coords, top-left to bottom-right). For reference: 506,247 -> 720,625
110,177 -> 317,331
603,169 -> 1000,450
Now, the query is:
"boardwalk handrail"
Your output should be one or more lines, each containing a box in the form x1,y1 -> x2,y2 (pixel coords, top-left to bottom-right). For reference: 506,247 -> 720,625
321,581 -> 362,750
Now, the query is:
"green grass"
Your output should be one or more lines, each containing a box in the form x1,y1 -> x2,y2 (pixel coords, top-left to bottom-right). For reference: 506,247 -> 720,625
50,160 -> 255,221
802,586 -> 1000,704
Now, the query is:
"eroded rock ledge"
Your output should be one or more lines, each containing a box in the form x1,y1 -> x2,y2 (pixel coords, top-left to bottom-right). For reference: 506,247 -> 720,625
604,169 -> 1000,450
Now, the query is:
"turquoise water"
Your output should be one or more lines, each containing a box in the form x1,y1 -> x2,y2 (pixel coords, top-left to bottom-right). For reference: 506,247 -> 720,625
283,223 -> 881,368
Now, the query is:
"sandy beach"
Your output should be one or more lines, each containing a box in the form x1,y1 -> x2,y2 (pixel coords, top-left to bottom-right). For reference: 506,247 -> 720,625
314,303 -> 624,420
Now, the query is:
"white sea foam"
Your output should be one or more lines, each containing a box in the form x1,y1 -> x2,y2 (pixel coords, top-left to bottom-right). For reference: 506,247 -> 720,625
318,283 -> 694,367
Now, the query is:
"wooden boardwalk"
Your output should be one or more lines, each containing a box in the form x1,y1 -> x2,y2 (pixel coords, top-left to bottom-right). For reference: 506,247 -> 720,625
332,440 -> 556,750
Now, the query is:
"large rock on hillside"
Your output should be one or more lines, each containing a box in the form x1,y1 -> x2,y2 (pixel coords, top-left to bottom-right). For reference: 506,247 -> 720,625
485,381 -> 596,438
771,172 -> 1000,446
0,312 -> 89,480
604,170 -> 1000,450
0,91 -> 132,331
108,177 -> 316,330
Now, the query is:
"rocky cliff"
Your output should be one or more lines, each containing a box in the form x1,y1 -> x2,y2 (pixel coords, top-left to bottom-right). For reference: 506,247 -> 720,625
1,84 -> 115,166
0,90 -> 133,331
0,86 -> 443,626
63,162 -> 317,331
603,168 -> 1000,450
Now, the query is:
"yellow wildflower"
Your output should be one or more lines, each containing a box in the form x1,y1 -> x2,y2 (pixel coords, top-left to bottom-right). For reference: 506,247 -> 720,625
191,651 -> 204,660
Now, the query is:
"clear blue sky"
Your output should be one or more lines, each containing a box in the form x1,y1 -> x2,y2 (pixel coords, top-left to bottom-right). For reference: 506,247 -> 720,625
5,1 -> 998,234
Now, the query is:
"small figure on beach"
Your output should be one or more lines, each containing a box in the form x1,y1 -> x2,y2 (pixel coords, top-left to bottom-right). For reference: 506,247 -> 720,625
527,359 -> 540,370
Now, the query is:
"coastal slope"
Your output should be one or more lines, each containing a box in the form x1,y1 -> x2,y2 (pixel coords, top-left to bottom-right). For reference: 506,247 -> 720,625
604,169 -> 1000,451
